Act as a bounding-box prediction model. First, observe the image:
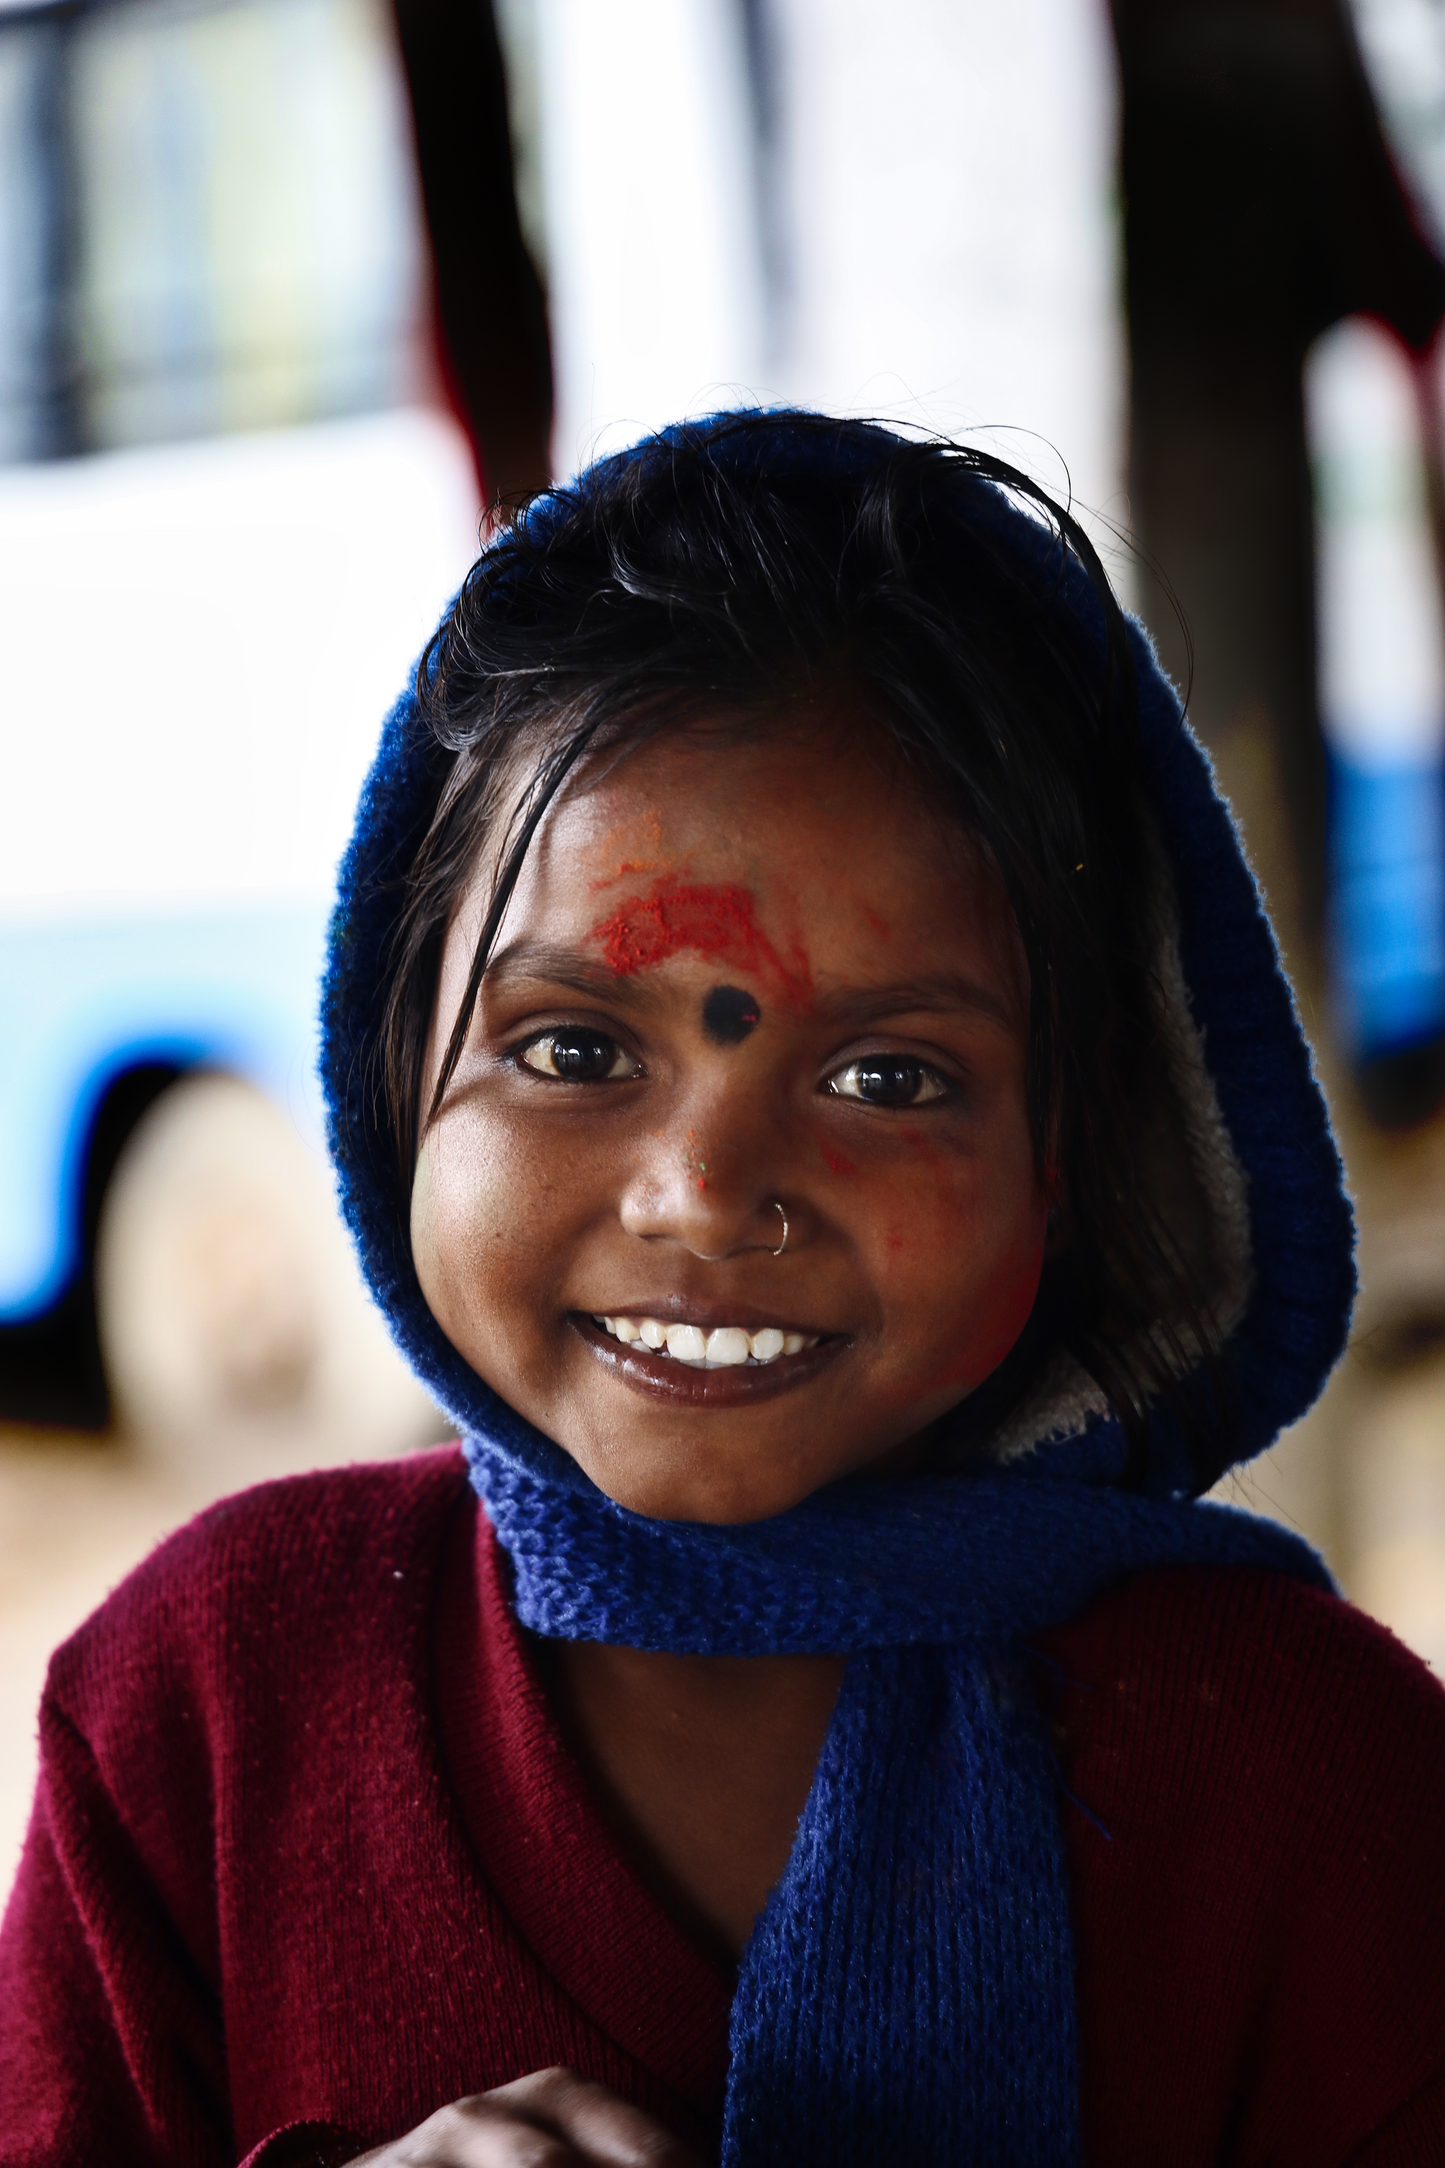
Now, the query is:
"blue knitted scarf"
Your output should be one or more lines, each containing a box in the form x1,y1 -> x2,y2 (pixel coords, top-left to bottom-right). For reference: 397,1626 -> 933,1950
460,1399 -> 1330,2166
320,416 -> 1357,2167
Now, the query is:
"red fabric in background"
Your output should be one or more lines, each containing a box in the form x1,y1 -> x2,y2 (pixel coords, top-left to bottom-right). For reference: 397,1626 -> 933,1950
1,1447 -> 1443,2166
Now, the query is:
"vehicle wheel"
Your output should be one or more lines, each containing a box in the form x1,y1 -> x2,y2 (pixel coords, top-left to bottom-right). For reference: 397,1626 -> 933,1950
95,1072 -> 444,1482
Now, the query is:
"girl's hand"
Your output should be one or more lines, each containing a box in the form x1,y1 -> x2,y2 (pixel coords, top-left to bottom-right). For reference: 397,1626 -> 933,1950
345,2067 -> 705,2166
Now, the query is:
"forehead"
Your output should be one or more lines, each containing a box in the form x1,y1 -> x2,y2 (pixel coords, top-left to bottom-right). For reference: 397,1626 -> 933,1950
546,719 -> 954,873
487,717 -> 1021,993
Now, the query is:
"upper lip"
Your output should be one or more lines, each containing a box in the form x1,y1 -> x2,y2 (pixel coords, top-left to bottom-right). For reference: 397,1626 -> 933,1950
574,1297 -> 843,1338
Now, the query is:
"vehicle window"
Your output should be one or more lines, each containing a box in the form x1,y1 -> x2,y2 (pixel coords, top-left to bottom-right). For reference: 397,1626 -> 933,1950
0,0 -> 427,463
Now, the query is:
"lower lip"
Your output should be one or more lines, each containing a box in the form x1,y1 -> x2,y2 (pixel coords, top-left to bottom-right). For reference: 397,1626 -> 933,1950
571,1314 -> 846,1405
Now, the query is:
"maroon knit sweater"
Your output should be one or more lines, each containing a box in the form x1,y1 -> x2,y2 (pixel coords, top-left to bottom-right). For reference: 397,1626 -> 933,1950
2,1448 -> 1443,2166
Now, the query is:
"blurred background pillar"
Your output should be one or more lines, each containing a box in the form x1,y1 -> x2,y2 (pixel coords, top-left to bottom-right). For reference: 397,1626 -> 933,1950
1117,0 -> 1445,978
390,0 -> 551,499
1110,0 -> 1445,1650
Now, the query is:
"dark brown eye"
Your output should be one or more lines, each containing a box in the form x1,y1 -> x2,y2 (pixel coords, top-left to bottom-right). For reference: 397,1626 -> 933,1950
827,1056 -> 946,1107
519,1031 -> 639,1082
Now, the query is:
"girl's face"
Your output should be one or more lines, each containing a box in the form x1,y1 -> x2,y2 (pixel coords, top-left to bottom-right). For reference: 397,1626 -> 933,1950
412,721 -> 1049,1523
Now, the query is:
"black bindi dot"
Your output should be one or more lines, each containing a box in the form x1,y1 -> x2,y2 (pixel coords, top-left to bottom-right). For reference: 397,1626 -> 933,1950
702,984 -> 761,1046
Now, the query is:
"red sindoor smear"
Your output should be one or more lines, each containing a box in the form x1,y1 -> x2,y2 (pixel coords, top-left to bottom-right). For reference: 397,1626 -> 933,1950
590,877 -> 813,1006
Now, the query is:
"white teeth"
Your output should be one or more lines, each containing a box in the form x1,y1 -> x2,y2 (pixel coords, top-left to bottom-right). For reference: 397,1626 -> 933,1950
593,1315 -> 819,1366
705,1326 -> 752,1367
665,1322 -> 708,1365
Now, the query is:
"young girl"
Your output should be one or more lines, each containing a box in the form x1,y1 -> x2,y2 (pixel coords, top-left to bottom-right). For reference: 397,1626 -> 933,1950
3,414 -> 1443,2168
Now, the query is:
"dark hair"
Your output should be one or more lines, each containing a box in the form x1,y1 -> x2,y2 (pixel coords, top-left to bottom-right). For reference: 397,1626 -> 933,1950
373,411 -> 1224,1473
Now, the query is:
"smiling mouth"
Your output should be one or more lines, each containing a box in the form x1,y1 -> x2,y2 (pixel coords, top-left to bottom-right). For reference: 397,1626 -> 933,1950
593,1313 -> 818,1367
572,1309 -> 843,1401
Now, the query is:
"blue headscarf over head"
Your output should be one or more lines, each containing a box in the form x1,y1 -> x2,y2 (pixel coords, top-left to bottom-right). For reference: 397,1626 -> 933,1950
322,414 -> 1354,2166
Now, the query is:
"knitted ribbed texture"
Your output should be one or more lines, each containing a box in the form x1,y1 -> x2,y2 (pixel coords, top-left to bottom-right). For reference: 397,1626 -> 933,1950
8,1455 -> 1445,2165
726,1649 -> 1074,2165
465,1417 -> 1332,1657
464,1418 -> 1332,2166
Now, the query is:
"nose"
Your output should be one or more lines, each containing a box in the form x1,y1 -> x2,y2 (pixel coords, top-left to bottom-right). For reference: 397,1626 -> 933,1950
618,1107 -> 798,1262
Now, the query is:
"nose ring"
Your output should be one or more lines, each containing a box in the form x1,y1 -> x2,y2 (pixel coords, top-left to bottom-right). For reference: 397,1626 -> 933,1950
771,1200 -> 788,1258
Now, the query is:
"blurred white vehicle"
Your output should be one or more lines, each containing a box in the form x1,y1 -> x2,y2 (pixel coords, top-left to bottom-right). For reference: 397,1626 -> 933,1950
0,407 -> 477,1444
0,0 -> 476,1442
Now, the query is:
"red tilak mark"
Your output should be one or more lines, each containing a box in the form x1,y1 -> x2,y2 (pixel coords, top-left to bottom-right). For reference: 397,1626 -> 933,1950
863,905 -> 891,940
885,1232 -> 905,1252
590,877 -> 813,1006
823,1146 -> 857,1176
588,857 -> 666,893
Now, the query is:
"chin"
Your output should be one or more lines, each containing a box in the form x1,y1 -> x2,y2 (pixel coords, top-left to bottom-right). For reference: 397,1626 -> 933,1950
572,1435 -> 831,1527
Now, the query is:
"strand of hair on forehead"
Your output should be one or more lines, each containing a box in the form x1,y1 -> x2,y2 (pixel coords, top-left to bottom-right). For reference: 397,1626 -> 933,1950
424,714 -> 606,1134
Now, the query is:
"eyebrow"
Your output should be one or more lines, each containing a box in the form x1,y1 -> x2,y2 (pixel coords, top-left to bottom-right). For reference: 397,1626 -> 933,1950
482,940 -> 664,1004
812,973 -> 1020,1034
485,943 -> 1016,1032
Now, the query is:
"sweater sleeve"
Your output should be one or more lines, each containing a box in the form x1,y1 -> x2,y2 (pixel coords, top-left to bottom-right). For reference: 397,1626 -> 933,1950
0,1455 -> 487,2167
0,1693 -> 232,2168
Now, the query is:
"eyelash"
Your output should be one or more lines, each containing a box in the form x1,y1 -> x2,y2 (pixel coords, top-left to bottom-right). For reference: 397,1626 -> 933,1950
825,1057 -> 951,1109
514,1029 -> 642,1083
513,1027 -> 956,1109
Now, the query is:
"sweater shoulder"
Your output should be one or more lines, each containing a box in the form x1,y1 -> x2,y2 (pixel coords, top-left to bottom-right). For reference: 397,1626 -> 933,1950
1041,1567 -> 1445,2161
44,1445 -> 471,1742
1041,1556 -> 1445,1746
1038,1557 -> 1445,1881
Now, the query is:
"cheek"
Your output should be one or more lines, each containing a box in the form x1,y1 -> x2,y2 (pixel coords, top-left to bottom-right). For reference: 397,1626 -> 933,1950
410,1116 -> 536,1336
969,1223 -> 1047,1364
877,1128 -> 1047,1391
409,1138 -> 445,1303
410,1130 -> 475,1332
